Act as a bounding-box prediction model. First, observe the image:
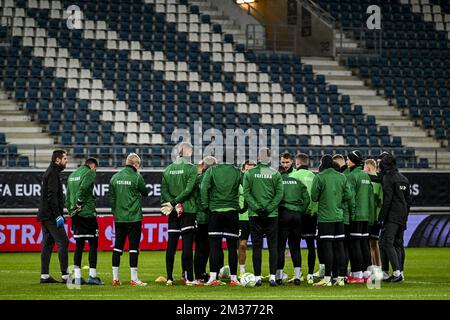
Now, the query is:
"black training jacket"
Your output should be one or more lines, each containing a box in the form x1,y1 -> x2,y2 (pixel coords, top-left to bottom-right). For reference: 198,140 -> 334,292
378,156 -> 411,228
38,162 -> 65,222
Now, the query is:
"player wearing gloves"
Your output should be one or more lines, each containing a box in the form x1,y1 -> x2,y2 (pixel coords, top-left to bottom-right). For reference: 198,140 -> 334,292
200,160 -> 242,286
109,153 -> 149,287
38,150 -> 69,284
161,143 -> 199,286
346,151 -> 375,284
276,153 -> 310,285
66,158 -> 103,285
311,155 -> 354,287
243,148 -> 284,287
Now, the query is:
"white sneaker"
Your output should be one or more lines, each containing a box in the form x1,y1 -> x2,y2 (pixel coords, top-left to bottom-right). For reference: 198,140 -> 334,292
186,280 -> 204,286
166,279 -> 173,286
307,274 -> 314,285
130,279 -> 147,287
382,271 -> 390,281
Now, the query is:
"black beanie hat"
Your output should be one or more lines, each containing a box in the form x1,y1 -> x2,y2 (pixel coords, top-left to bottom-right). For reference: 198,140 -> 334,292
377,151 -> 391,160
347,150 -> 363,165
319,155 -> 334,172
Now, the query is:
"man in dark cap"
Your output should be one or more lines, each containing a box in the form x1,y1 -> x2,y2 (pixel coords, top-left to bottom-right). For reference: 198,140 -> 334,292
378,153 -> 410,283
346,151 -> 375,284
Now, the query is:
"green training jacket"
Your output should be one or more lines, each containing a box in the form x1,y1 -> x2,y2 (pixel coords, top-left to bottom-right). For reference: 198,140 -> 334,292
239,185 -> 249,221
200,163 -> 241,212
109,165 -> 149,223
243,163 -> 284,218
311,168 -> 354,223
347,166 -> 375,223
161,157 -> 198,213
279,172 -> 310,213
369,173 -> 383,226
65,165 -> 96,218
195,173 -> 208,224
341,168 -> 352,225
289,168 -> 318,215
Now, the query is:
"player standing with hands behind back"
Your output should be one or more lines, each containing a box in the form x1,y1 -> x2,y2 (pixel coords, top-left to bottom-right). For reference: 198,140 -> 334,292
109,153 -> 149,286
243,148 -> 284,287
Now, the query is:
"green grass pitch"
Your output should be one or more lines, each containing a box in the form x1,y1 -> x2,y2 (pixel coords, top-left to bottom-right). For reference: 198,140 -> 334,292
0,248 -> 449,300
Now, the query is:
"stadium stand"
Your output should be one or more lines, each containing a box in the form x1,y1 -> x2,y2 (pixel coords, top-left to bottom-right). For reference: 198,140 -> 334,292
0,0 -> 447,168
317,0 -> 449,145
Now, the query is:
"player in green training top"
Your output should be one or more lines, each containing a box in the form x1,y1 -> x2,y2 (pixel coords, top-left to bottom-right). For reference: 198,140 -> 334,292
109,153 -> 149,287
346,150 -> 375,283
238,160 -> 256,276
311,155 -> 354,287
332,154 -> 352,281
364,159 -> 383,267
66,158 -> 103,285
243,148 -> 284,287
201,159 -> 242,286
193,156 -> 217,283
161,142 -> 199,286
276,153 -> 310,286
290,153 -> 319,284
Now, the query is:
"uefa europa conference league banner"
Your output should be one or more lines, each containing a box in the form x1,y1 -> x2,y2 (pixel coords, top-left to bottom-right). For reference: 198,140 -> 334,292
0,171 -> 450,211
0,170 -> 164,210
0,170 -> 450,209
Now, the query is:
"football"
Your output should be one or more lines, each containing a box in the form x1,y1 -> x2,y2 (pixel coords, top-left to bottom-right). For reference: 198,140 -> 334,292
219,265 -> 230,279
240,273 -> 257,288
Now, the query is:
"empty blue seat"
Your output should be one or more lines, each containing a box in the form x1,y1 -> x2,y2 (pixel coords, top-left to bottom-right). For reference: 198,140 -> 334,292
17,156 -> 29,167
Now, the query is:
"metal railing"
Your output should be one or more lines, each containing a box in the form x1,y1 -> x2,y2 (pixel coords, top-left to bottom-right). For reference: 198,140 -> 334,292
237,0 -> 267,25
2,144 -> 450,170
245,24 -> 266,50
300,0 -> 336,29
264,24 -> 300,53
337,26 -> 382,56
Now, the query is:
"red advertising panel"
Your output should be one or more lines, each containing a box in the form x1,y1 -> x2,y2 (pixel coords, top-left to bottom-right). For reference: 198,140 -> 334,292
0,215 -> 175,252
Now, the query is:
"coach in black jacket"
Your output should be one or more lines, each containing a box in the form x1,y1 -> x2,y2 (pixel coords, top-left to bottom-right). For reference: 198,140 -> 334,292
38,150 -> 69,284
378,153 -> 410,283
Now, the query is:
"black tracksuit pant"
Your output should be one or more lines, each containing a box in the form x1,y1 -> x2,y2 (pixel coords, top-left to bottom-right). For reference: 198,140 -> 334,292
277,210 -> 302,270
41,219 -> 69,276
380,222 -> 405,272
194,223 -> 210,279
250,216 -> 278,276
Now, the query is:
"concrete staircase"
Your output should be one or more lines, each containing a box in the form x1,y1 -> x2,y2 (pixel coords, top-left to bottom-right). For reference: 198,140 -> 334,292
0,89 -> 65,168
335,30 -> 360,54
301,56 -> 450,168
